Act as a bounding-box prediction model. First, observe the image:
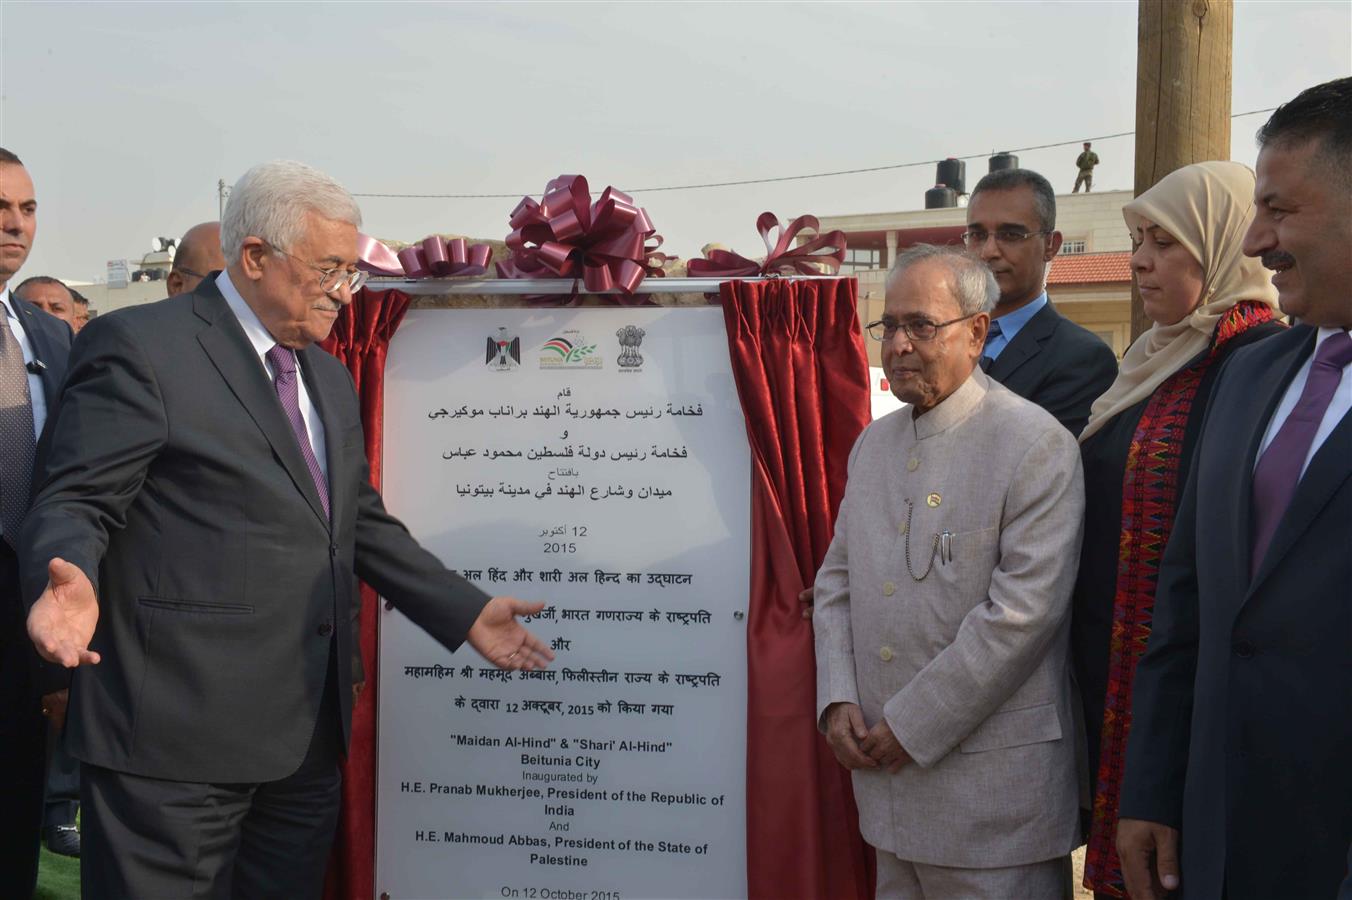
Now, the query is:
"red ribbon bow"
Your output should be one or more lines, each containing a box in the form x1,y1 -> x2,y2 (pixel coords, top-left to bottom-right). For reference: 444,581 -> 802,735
687,212 -> 846,277
495,175 -> 669,295
357,234 -> 492,278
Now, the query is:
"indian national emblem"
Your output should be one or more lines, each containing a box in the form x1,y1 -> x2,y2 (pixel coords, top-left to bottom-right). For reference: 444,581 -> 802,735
616,325 -> 645,369
485,327 -> 521,370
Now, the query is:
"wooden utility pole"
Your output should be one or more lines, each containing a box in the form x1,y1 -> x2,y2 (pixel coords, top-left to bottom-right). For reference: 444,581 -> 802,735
1131,0 -> 1234,340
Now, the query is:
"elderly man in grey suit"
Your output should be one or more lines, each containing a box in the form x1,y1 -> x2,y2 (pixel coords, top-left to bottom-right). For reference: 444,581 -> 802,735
814,243 -> 1085,898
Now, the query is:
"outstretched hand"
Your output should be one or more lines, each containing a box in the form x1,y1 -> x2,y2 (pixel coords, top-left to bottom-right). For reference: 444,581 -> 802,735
27,558 -> 101,668
467,596 -> 556,670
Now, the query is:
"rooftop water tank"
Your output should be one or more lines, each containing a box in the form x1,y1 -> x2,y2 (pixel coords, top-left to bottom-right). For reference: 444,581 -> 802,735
989,152 -> 1019,173
925,184 -> 958,209
936,158 -> 967,195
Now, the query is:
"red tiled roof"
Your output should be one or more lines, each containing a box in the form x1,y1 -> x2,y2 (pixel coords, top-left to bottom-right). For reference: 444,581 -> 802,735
1047,251 -> 1131,285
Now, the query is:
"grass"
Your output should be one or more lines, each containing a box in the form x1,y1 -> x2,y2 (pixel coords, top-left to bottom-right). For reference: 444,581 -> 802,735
34,810 -> 81,900
34,840 -> 80,900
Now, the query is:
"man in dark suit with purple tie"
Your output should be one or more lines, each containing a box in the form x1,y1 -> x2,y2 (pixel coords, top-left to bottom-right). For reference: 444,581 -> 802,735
21,159 -> 554,898
1117,77 -> 1352,900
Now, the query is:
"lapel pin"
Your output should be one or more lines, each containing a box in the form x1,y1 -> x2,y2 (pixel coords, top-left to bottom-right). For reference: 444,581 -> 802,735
926,492 -> 942,507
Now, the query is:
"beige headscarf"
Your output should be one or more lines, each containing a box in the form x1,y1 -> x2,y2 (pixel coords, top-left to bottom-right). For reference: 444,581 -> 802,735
1079,161 -> 1279,442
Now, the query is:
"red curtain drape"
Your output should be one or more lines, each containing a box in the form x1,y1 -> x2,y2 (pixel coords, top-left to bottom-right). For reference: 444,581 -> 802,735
720,278 -> 875,899
320,287 -> 412,900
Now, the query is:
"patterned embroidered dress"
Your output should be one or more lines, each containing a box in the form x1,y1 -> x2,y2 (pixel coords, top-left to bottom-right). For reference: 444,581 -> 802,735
1084,301 -> 1278,895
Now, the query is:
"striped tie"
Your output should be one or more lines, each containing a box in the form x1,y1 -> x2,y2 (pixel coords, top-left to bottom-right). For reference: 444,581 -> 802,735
0,306 -> 36,547
1250,330 -> 1352,576
266,344 -> 330,518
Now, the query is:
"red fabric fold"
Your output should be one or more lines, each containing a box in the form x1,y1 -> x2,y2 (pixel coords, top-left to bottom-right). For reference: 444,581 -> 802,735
319,287 -> 412,900
719,278 -> 875,899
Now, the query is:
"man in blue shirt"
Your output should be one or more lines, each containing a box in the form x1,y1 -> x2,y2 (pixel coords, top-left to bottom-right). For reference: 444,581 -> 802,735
964,168 -> 1118,436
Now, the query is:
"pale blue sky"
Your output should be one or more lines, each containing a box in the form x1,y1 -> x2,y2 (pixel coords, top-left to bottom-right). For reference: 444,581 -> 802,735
2,0 -> 1348,281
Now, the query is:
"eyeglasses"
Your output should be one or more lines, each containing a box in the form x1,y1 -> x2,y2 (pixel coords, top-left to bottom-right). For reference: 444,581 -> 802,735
172,265 -> 207,280
866,313 -> 979,343
263,241 -> 368,295
961,229 -> 1051,247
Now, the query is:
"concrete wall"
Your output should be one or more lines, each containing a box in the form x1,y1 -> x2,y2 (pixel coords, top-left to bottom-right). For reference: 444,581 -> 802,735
1051,191 -> 1133,253
65,280 -> 171,318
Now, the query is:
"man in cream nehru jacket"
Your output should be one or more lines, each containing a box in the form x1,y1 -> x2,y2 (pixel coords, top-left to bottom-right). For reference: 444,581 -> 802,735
814,244 -> 1084,898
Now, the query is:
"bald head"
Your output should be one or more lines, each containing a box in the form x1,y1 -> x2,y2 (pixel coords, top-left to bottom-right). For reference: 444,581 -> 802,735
166,221 -> 224,297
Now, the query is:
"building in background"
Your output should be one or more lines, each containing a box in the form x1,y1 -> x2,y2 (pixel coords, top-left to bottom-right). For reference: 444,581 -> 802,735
59,279 -> 168,318
57,238 -> 200,318
820,187 -> 1134,366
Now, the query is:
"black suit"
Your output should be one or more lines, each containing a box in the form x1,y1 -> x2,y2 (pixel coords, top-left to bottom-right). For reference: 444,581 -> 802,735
985,299 -> 1118,436
1120,325 -> 1352,899
19,278 -> 488,893
0,295 -> 71,898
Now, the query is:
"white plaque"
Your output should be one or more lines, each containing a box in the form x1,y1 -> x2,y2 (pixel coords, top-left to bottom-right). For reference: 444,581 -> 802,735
106,258 -> 130,289
377,307 -> 750,900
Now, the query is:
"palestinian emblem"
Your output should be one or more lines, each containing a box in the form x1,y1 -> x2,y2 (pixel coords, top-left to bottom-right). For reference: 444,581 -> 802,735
539,330 -> 601,369
485,327 -> 521,371
616,325 -> 645,370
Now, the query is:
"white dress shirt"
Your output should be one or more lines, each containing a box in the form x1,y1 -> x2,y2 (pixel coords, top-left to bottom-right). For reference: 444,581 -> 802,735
215,272 -> 329,483
0,287 -> 49,440
1256,327 -> 1352,478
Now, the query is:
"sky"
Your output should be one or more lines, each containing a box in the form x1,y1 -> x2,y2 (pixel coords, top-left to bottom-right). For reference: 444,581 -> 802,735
1,0 -> 1349,283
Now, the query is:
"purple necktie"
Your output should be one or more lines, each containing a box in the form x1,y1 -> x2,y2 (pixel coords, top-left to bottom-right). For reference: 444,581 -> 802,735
266,345 -> 330,519
1250,330 -> 1352,576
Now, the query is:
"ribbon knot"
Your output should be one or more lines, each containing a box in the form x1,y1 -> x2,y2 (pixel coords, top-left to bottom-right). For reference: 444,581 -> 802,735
688,212 -> 847,278
496,175 -> 670,297
357,234 -> 492,279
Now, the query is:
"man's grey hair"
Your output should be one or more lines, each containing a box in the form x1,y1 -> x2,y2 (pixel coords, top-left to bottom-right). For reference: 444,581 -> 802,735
969,168 -> 1058,232
885,244 -> 998,315
220,160 -> 362,262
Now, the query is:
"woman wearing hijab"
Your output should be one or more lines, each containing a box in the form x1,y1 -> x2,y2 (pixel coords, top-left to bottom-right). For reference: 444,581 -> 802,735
1071,160 -> 1286,899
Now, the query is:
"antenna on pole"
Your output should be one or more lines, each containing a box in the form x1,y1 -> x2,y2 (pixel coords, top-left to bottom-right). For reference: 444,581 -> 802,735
218,179 -> 230,218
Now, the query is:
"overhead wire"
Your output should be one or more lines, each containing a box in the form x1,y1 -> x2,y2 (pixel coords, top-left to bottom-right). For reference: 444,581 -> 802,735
349,107 -> 1278,200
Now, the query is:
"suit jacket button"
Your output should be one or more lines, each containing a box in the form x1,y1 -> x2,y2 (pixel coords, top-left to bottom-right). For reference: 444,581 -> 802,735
879,646 -> 894,662
1233,640 -> 1255,659
318,622 -> 334,637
